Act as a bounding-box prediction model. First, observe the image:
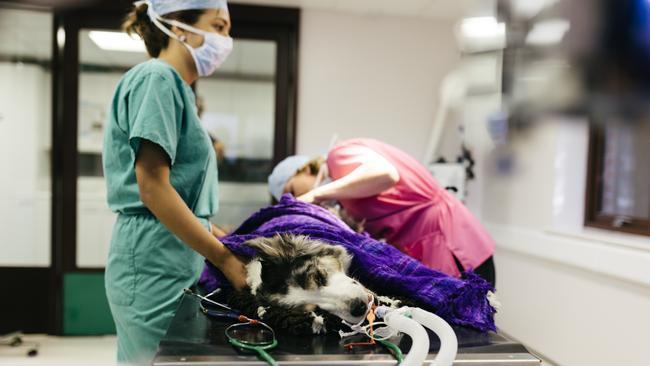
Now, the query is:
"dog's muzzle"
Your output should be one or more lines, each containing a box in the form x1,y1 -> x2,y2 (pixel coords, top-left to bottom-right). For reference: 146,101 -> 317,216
349,298 -> 368,318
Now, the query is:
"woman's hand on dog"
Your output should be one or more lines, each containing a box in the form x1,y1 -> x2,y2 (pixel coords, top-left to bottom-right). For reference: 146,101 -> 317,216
297,190 -> 319,204
210,223 -> 229,238
215,250 -> 248,291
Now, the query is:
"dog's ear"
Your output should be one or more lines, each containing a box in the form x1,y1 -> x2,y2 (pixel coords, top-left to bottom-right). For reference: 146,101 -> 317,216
287,235 -> 353,271
330,245 -> 353,271
244,235 -> 287,259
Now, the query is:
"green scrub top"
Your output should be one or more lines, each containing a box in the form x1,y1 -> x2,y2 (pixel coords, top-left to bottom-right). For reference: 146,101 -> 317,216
102,58 -> 218,365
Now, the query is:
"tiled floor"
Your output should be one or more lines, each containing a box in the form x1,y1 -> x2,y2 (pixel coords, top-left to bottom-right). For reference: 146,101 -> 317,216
0,334 -> 117,366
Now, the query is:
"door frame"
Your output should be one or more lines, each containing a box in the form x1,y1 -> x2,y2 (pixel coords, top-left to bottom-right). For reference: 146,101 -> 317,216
0,0 -> 299,334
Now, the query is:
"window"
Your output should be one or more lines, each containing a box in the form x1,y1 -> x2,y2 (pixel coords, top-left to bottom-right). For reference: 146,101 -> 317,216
586,119 -> 650,236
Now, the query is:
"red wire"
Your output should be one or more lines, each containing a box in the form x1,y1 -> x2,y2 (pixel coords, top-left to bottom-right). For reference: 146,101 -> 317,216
343,304 -> 377,350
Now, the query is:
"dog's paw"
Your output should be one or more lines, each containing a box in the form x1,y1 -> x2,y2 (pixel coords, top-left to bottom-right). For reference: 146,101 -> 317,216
246,259 -> 263,295
310,312 -> 326,334
487,291 -> 501,311
257,306 -> 268,319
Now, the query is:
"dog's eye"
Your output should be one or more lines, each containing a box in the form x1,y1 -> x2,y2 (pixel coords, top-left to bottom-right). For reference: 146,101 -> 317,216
314,271 -> 327,287
295,272 -> 309,289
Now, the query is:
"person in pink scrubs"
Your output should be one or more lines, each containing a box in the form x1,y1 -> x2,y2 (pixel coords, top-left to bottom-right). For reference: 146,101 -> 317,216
268,138 -> 496,286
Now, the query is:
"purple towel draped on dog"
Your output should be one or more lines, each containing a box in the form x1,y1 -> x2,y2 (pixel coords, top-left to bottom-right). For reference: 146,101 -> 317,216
199,194 -> 496,332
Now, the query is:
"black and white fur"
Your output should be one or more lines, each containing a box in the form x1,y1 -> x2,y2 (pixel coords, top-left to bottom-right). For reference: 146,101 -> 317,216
227,234 -> 410,335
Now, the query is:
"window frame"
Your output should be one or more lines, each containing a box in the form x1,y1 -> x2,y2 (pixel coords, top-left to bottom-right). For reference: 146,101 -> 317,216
585,123 -> 650,236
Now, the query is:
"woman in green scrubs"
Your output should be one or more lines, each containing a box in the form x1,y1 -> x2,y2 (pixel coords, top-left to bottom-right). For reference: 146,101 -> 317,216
101,1 -> 246,364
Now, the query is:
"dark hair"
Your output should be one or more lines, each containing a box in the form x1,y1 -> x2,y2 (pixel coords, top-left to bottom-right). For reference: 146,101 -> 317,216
298,157 -> 326,176
123,3 -> 204,57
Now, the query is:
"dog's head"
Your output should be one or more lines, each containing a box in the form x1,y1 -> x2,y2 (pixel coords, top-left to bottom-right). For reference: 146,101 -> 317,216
244,234 -> 370,324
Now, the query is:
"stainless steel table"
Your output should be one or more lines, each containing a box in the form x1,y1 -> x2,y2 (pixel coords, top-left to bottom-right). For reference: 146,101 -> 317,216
153,294 -> 540,365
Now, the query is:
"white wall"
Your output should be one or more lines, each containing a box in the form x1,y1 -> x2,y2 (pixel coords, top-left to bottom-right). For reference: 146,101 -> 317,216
495,246 -> 650,366
296,9 -> 460,158
0,63 -> 51,267
473,117 -> 650,366
482,121 -> 558,229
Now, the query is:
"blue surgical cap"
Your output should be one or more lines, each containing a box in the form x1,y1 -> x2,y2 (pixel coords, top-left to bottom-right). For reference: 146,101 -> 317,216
142,0 -> 228,15
268,155 -> 311,201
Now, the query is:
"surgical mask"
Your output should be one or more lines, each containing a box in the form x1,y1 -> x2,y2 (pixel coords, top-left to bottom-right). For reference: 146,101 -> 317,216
142,2 -> 233,77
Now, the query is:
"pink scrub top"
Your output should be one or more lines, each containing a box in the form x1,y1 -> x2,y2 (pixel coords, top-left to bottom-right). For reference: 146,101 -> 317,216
327,138 -> 495,277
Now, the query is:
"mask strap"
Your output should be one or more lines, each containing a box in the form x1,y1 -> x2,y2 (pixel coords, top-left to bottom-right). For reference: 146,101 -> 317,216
159,17 -> 212,38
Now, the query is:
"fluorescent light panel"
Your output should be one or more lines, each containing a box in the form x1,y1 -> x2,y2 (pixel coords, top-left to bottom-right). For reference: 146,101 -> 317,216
89,30 -> 146,53
461,17 -> 505,39
526,19 -> 571,46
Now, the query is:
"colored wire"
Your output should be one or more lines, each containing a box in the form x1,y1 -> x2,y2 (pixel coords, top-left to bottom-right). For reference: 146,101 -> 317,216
378,339 -> 404,364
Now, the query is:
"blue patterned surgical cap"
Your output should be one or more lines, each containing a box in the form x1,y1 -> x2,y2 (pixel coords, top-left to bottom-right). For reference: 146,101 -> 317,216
140,0 -> 228,15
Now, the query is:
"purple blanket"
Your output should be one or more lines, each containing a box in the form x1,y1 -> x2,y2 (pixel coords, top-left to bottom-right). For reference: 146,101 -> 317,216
199,195 -> 496,332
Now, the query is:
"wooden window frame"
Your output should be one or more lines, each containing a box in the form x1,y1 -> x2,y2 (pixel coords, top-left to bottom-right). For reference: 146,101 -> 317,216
585,124 -> 650,236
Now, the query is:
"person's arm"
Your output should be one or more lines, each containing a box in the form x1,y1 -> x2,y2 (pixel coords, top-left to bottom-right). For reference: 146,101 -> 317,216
135,140 -> 247,290
298,154 -> 400,204
210,223 -> 229,238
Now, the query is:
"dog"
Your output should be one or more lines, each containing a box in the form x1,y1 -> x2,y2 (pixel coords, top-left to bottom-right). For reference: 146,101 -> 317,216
226,234 -> 409,335
319,201 -> 366,233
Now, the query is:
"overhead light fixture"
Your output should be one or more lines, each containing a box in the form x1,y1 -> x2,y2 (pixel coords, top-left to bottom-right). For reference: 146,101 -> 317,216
460,17 -> 505,39
57,27 -> 65,49
89,30 -> 146,52
458,16 -> 506,52
513,0 -> 559,18
526,19 -> 570,46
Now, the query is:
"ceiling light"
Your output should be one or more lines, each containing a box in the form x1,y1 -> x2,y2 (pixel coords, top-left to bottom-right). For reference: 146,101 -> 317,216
526,19 -> 570,46
89,30 -> 146,53
513,0 -> 560,18
460,17 -> 505,39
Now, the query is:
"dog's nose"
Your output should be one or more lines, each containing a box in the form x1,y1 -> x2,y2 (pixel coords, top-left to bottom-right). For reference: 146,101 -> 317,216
349,299 -> 367,317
